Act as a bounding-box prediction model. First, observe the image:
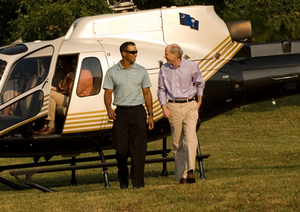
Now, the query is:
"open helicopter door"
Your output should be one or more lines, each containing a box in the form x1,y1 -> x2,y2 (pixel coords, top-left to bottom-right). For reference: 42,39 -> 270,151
61,52 -> 108,134
0,37 -> 64,137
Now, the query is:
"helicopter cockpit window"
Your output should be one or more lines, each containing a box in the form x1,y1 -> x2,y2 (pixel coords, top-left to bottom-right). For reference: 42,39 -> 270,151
76,57 -> 102,97
0,46 -> 53,118
8,46 -> 53,95
0,44 -> 28,55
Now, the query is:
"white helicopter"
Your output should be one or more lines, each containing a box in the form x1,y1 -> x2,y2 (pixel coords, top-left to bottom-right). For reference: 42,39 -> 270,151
0,1 -> 299,192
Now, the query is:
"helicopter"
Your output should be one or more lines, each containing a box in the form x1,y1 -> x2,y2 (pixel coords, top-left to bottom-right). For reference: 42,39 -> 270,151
0,0 -> 299,192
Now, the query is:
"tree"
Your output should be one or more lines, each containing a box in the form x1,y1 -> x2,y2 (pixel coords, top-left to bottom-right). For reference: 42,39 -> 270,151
0,0 -> 18,45
7,0 -> 110,44
223,0 -> 300,42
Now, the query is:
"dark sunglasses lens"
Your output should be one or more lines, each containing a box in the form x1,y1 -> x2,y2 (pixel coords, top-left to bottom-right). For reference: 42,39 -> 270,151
127,51 -> 138,54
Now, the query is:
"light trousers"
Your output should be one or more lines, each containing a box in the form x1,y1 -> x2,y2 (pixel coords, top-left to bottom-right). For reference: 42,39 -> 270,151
47,91 -> 65,128
167,100 -> 199,182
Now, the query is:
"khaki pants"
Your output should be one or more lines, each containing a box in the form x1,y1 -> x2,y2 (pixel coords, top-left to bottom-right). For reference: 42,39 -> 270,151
47,91 -> 66,128
167,100 -> 198,182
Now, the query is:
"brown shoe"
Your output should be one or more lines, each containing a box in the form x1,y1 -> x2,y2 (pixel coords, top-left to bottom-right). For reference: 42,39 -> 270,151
186,170 -> 196,183
37,126 -> 55,135
34,125 -> 48,135
180,178 -> 187,184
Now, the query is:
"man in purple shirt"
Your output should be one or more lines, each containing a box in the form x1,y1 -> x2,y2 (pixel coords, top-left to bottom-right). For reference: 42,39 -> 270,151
157,43 -> 205,184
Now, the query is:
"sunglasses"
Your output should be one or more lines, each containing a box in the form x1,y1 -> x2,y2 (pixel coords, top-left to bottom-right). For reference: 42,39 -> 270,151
125,51 -> 138,54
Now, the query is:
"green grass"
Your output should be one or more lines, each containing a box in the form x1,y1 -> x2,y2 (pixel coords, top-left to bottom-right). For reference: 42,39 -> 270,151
0,95 -> 300,211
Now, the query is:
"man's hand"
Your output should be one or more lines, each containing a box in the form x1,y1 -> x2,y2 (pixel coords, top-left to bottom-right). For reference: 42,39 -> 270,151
161,105 -> 171,119
104,89 -> 116,120
142,87 -> 154,129
197,95 -> 203,110
107,108 -> 116,120
148,116 -> 154,130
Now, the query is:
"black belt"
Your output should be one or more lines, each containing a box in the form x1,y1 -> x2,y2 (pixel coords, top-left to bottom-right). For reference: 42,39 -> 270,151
168,97 -> 196,103
117,105 -> 142,109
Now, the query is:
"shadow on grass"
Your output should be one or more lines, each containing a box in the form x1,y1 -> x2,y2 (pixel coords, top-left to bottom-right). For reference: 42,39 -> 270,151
224,94 -> 300,116
0,162 -> 298,192
0,167 -> 176,192
204,164 -> 300,182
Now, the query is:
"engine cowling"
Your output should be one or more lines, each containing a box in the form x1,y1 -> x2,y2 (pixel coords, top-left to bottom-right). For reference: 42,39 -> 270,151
226,20 -> 252,41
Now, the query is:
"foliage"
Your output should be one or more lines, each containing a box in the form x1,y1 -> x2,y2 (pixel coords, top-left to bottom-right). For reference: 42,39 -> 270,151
0,0 -> 18,45
7,0 -> 110,44
223,0 -> 300,42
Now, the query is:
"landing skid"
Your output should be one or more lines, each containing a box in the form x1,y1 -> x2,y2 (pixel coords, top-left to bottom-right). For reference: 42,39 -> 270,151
0,138 -> 209,192
0,176 -> 31,190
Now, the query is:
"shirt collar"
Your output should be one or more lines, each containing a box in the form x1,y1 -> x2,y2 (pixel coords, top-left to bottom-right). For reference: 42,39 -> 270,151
117,61 -> 136,70
168,58 -> 184,69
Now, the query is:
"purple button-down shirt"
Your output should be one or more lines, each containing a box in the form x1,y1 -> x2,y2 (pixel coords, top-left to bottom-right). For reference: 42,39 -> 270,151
157,59 -> 205,105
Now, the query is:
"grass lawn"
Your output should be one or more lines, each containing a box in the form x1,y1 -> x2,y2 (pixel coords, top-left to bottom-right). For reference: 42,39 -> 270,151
0,95 -> 299,211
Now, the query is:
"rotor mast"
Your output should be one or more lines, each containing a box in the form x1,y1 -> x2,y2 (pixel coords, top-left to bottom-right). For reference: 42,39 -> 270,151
106,0 -> 138,12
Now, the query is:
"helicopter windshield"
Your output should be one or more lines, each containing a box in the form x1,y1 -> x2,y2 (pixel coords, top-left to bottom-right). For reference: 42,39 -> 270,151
0,46 -> 53,131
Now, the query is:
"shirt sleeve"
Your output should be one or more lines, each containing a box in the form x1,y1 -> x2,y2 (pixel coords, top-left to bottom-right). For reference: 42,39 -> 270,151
141,69 -> 152,88
103,69 -> 114,90
192,62 -> 205,96
157,68 -> 167,105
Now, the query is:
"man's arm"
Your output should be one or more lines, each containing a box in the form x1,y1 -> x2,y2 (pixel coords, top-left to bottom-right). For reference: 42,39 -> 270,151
197,95 -> 203,109
59,72 -> 75,92
161,104 -> 171,119
142,87 -> 154,130
104,89 -> 116,120
157,69 -> 171,119
192,62 -> 205,110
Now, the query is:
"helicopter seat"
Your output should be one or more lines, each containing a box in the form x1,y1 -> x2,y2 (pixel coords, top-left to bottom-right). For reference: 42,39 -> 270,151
17,78 -> 27,93
19,77 -> 41,117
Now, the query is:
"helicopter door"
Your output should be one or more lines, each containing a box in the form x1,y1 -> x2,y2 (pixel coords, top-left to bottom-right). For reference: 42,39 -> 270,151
0,37 -> 64,136
61,52 -> 107,134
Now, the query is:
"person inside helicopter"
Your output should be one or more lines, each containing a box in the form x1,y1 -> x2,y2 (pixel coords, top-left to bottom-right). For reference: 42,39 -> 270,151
35,56 -> 93,135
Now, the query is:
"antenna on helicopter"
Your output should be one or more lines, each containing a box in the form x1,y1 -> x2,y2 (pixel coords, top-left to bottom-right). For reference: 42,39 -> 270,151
106,0 -> 138,13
